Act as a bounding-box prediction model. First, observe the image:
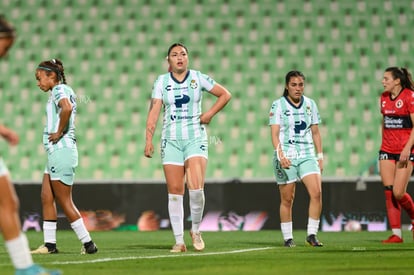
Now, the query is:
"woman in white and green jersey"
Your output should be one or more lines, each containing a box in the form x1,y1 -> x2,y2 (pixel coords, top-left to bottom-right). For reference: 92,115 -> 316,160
145,43 -> 231,253
269,70 -> 323,248
31,59 -> 97,255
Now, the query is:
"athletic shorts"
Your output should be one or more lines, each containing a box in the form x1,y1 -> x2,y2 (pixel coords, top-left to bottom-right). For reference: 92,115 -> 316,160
161,136 -> 208,166
378,150 -> 414,163
272,153 -> 320,184
44,147 -> 78,185
0,158 -> 9,177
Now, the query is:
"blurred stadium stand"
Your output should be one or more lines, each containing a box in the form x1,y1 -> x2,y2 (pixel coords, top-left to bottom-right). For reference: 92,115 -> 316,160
1,0 -> 413,180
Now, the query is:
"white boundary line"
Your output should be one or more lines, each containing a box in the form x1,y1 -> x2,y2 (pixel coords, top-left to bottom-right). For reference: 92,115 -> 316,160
49,247 -> 275,265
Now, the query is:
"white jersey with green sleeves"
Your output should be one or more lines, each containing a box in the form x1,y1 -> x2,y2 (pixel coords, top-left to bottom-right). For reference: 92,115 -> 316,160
43,84 -> 77,152
152,69 -> 215,140
269,95 -> 321,159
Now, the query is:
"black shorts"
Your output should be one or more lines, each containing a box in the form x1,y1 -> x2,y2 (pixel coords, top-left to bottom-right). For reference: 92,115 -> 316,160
378,150 -> 414,161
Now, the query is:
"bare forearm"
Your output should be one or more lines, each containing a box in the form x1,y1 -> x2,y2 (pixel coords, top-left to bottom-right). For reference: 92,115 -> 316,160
312,131 -> 323,154
145,99 -> 161,143
57,109 -> 71,135
146,123 -> 156,143
207,92 -> 231,117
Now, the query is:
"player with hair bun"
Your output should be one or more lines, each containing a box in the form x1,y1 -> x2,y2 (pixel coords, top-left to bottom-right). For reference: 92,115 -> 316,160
144,43 -> 231,253
31,58 -> 98,255
379,66 -> 414,243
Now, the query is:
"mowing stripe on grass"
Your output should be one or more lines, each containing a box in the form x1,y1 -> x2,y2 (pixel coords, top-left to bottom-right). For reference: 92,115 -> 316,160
51,247 -> 275,265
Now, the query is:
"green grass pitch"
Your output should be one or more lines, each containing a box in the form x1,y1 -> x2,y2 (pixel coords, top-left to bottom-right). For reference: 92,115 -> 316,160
1,230 -> 413,274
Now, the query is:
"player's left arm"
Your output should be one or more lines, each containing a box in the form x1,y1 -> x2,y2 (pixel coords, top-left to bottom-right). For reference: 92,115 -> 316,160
311,124 -> 323,172
48,97 -> 72,144
399,112 -> 414,163
200,83 -> 231,124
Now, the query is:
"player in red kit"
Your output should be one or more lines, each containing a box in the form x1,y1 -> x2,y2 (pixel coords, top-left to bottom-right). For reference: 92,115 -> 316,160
379,67 -> 414,243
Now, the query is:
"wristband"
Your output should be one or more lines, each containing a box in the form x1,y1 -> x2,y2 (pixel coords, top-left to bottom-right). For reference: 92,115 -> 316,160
317,153 -> 324,160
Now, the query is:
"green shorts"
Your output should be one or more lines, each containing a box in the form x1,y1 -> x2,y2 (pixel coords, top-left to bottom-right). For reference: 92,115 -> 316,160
0,158 -> 9,176
45,147 -> 78,185
272,153 -> 320,184
161,136 -> 208,166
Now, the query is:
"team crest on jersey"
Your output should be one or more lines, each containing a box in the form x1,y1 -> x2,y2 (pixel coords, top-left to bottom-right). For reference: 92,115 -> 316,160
382,101 -> 386,108
396,99 -> 403,108
306,105 -> 312,115
190,79 -> 198,89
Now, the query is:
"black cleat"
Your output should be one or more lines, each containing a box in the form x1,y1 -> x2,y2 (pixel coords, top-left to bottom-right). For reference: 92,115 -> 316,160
81,241 -> 98,254
284,239 -> 296,247
306,234 -> 323,247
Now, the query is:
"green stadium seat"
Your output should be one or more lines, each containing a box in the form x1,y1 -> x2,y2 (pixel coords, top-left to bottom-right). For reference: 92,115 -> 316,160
2,0 -> 412,179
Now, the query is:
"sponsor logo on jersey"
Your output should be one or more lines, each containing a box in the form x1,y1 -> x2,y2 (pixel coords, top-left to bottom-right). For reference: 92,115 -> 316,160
174,94 -> 190,108
383,115 -> 412,129
170,114 -> 195,121
294,120 -> 307,134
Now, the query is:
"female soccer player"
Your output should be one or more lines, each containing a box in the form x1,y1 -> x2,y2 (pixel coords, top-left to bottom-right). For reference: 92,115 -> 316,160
0,15 -> 61,275
144,43 -> 231,252
269,70 -> 323,247
379,67 -> 414,243
31,59 -> 98,254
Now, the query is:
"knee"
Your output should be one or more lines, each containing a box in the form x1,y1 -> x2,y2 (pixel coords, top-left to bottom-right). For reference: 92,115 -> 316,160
40,190 -> 55,205
310,190 -> 322,202
167,185 -> 185,195
281,196 -> 295,208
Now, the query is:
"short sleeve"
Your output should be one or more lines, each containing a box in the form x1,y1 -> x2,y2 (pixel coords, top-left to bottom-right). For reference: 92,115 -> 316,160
51,85 -> 68,106
199,72 -> 216,92
269,100 -> 281,125
151,75 -> 164,99
311,99 -> 321,125
408,90 -> 414,113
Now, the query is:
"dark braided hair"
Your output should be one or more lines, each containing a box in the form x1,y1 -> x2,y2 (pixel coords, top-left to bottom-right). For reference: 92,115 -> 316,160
37,58 -> 67,84
283,70 -> 305,96
385,67 -> 414,91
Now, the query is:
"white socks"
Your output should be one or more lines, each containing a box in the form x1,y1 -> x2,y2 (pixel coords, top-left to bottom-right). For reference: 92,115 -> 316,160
44,219 -> 91,245
168,194 -> 184,244
281,222 -> 293,241
5,233 -> 33,269
168,190 -> 205,244
43,221 -> 57,244
392,228 -> 402,238
281,218 -> 319,241
71,218 -> 92,244
307,218 -> 320,236
189,189 -> 205,233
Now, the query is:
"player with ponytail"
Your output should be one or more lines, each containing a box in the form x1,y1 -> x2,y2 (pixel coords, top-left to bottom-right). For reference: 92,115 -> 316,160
31,58 -> 98,255
379,67 -> 414,243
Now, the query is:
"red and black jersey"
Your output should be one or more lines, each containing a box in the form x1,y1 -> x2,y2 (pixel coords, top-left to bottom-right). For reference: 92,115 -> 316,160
380,88 -> 414,154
